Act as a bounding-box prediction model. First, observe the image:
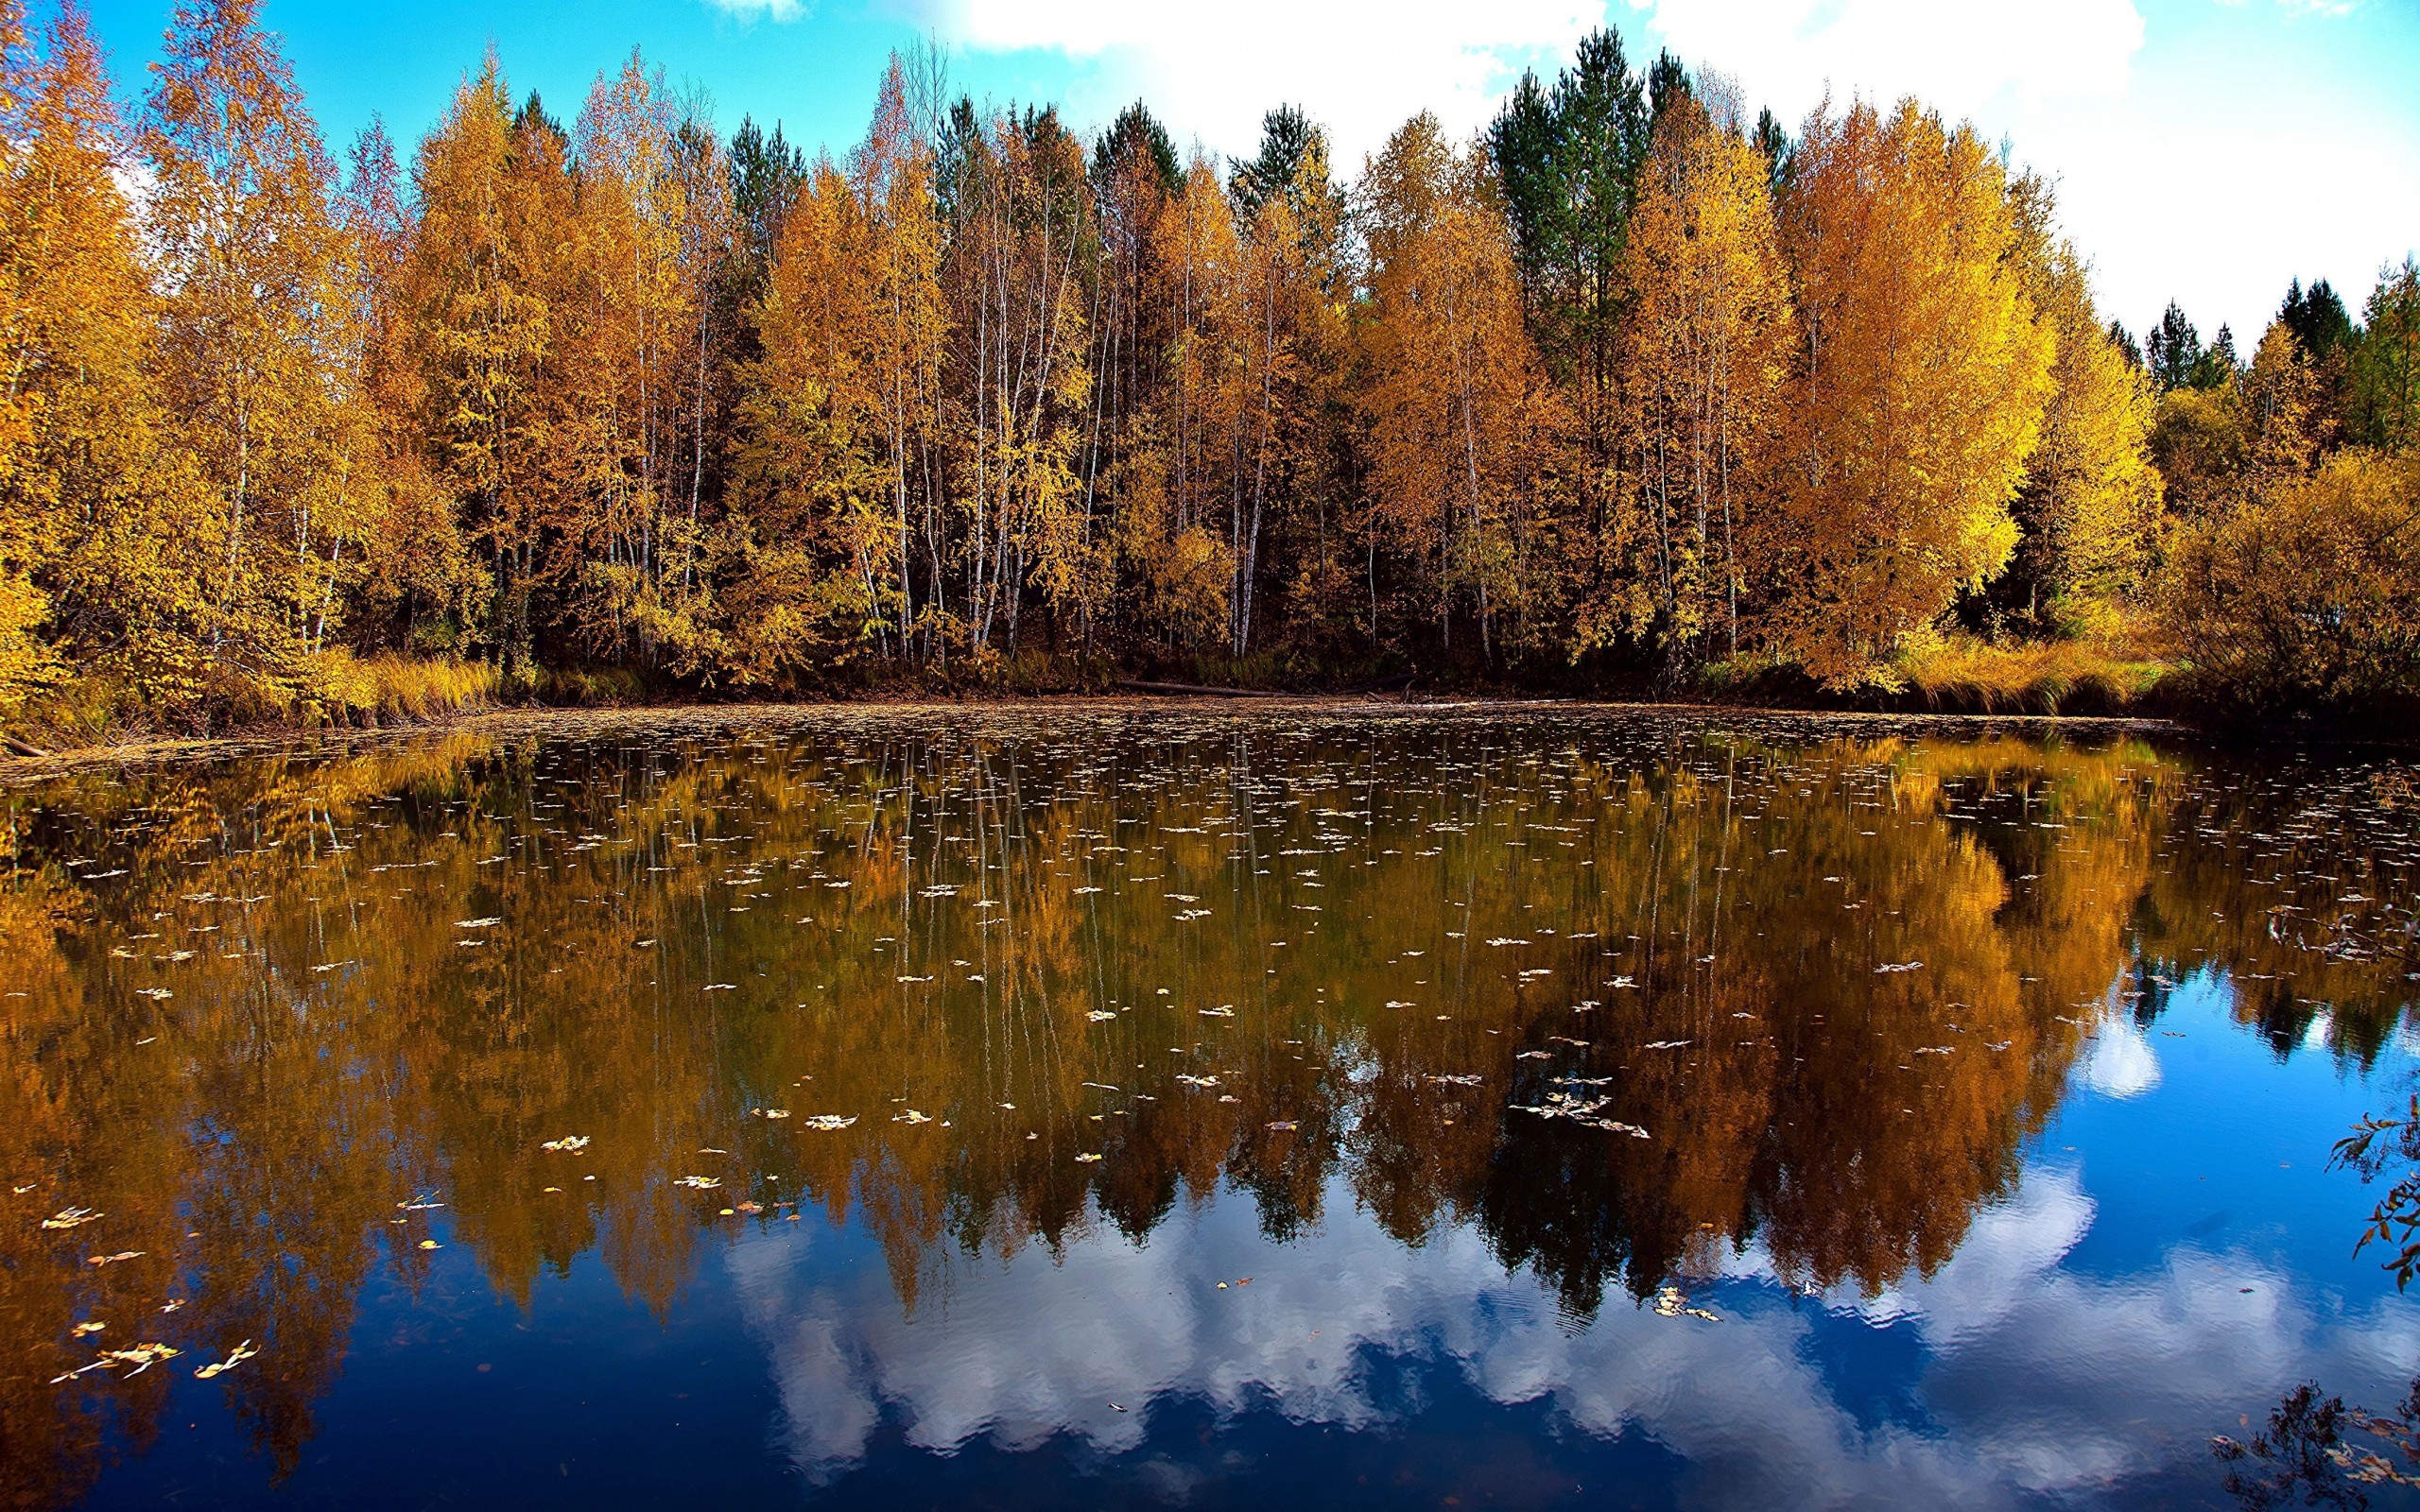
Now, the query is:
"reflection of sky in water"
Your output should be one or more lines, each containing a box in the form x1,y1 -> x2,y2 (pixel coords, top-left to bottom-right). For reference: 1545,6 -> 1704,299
730,974 -> 2416,1509
14,713 -> 2414,1510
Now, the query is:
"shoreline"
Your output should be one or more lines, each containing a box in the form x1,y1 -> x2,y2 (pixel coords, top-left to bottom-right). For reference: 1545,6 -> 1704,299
0,693 -> 2191,779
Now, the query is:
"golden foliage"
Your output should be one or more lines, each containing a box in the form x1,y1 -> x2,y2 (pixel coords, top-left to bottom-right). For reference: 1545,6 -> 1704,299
1766,101 -> 2055,689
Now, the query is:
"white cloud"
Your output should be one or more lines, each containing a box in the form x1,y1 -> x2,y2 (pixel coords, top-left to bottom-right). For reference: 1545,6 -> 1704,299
2081,1012 -> 2164,1099
1635,0 -> 2146,121
727,1166 -> 2417,1504
918,0 -> 1601,168
704,0 -> 812,21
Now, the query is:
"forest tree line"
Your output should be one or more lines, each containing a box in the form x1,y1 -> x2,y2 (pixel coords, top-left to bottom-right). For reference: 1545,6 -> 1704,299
0,0 -> 2413,738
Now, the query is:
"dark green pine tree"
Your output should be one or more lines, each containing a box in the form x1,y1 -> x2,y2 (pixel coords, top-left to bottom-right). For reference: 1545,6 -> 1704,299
1646,49 -> 1693,131
2106,319 -> 2145,370
1228,104 -> 1321,219
1485,26 -> 1650,496
2194,323 -> 2239,389
1094,100 -> 1179,199
2278,277 -> 2356,362
2145,301 -> 2203,392
1752,107 -> 1792,197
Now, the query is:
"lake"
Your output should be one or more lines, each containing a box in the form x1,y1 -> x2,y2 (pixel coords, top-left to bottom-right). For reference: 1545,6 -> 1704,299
4,704 -> 2416,1510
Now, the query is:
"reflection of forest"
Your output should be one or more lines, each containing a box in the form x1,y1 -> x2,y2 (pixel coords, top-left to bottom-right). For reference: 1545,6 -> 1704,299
0,711 -> 2411,1506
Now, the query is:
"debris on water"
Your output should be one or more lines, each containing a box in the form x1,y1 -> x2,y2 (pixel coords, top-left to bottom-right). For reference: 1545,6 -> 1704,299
41,1207 -> 103,1230
1876,961 -> 1925,973
52,1341 -> 181,1384
803,1114 -> 856,1130
540,1135 -> 590,1152
193,1340 -> 258,1380
675,1176 -> 723,1190
1653,1286 -> 1720,1322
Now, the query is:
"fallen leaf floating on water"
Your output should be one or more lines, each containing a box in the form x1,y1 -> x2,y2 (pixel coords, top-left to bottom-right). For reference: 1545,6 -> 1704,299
1512,1091 -> 1651,1138
892,1108 -> 932,1125
1075,1153 -> 1103,1163
1086,1009 -> 1117,1022
86,1251 -> 143,1266
674,1176 -> 722,1190
1876,961 -> 1925,973
753,1108 -> 790,1120
454,917 -> 502,929
539,1135 -> 589,1152
1265,1121 -> 1298,1132
194,1339 -> 258,1380
1425,1074 -> 1482,1086
1199,1005 -> 1236,1018
802,1114 -> 856,1131
1653,1287 -> 1720,1322
52,1342 -> 180,1384
1643,1040 -> 1690,1051
41,1207 -> 102,1230
72,1321 -> 106,1337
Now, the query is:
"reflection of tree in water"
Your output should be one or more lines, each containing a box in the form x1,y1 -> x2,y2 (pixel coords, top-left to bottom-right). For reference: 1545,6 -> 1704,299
2213,768 -> 2420,1510
0,710 -> 2413,1506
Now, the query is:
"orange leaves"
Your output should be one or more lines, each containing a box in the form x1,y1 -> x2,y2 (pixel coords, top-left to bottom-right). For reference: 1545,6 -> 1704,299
1769,100 -> 2055,689
1597,102 -> 1791,665
1357,113 -> 1567,659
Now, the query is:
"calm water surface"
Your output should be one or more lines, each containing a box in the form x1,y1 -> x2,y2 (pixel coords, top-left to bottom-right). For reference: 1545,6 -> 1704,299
4,705 -> 2417,1510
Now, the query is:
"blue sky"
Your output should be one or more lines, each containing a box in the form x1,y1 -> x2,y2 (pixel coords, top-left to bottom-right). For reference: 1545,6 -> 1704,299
80,0 -> 2420,343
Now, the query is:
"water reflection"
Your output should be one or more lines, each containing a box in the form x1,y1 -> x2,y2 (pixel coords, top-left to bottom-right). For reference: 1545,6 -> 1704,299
1,707 -> 2413,1508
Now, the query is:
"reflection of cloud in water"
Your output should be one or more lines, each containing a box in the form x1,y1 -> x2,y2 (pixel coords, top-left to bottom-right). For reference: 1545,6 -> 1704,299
727,1168 -> 2417,1507
2079,1012 -> 2162,1099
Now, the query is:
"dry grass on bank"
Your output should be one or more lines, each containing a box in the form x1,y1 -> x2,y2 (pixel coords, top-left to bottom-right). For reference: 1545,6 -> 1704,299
1890,634 -> 2169,714
309,651 -> 502,725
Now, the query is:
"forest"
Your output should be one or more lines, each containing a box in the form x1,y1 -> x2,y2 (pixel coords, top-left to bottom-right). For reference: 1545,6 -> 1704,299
0,0 -> 2413,744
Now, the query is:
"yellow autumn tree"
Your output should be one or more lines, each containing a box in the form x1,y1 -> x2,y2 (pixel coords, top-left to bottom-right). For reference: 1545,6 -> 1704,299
1593,97 -> 1791,667
560,54 -> 711,666
145,0 -> 377,718
722,154 -> 882,682
1767,99 -> 2054,687
1121,154 -> 1243,650
0,2 -> 211,725
402,63 -> 579,677
2002,177 -> 2162,634
1357,112 -> 1567,662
